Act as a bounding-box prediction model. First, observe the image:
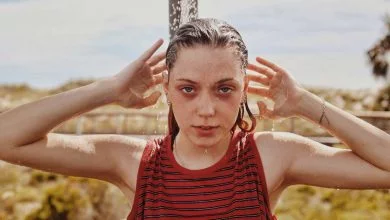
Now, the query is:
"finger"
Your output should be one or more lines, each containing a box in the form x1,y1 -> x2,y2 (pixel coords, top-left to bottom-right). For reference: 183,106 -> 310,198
247,74 -> 270,86
138,39 -> 164,63
138,91 -> 162,108
247,86 -> 271,98
256,57 -> 284,73
247,63 -> 275,79
148,51 -> 166,66
152,62 -> 167,75
152,72 -> 164,85
257,101 -> 273,119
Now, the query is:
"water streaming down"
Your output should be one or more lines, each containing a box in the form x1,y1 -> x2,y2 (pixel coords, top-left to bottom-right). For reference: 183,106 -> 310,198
169,0 -> 198,39
147,0 -> 198,136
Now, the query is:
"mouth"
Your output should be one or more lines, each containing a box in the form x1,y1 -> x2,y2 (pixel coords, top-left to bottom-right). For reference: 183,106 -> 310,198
192,125 -> 219,136
193,125 -> 219,130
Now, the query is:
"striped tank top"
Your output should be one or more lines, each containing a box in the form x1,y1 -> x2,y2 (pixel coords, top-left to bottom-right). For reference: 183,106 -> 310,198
127,131 -> 277,220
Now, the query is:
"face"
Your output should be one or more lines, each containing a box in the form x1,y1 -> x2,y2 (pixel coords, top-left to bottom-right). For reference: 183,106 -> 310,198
164,45 -> 248,148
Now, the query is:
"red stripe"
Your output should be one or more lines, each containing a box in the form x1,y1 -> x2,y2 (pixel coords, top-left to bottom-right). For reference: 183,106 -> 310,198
128,131 -> 275,220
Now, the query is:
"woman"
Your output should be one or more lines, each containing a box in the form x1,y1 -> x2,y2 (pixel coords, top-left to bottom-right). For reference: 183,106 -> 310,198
0,18 -> 389,220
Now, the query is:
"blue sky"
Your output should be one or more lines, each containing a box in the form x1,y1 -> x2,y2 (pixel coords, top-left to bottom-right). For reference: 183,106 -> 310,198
0,0 -> 389,90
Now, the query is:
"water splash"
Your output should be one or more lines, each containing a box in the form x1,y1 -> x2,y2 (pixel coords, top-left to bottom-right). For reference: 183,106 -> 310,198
169,0 -> 198,38
180,0 -> 198,24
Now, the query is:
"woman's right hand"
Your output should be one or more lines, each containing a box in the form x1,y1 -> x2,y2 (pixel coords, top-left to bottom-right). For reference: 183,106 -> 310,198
110,39 -> 166,109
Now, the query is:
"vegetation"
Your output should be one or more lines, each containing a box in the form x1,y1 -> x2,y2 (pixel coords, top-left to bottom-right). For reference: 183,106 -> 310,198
367,14 -> 390,112
367,14 -> 390,80
0,79 -> 389,219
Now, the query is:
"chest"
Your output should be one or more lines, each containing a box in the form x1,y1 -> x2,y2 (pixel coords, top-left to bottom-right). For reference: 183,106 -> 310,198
135,166 -> 270,218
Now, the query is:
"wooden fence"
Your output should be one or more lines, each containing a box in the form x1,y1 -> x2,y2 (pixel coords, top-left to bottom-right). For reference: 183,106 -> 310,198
61,110 -> 390,145
1,109 -> 390,145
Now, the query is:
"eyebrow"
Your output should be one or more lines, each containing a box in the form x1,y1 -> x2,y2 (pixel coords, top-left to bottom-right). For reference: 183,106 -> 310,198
175,78 -> 237,84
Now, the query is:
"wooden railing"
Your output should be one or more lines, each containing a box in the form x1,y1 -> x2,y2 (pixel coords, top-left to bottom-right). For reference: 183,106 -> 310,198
1,108 -> 390,145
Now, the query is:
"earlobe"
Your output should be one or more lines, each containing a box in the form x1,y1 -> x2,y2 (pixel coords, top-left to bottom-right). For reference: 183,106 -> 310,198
163,71 -> 169,94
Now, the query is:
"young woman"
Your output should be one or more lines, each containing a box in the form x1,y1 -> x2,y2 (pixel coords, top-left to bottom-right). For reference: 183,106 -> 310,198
1,18 -> 389,220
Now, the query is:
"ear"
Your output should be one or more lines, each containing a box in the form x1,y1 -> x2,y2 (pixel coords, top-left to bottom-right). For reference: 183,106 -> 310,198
163,71 -> 169,93
243,74 -> 249,94
163,71 -> 170,100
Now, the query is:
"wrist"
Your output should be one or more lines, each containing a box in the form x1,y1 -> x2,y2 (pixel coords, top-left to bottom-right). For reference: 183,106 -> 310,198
94,77 -> 120,105
293,89 -> 323,120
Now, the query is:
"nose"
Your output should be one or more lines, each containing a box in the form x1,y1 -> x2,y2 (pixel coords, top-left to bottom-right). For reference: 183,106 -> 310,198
196,93 -> 216,117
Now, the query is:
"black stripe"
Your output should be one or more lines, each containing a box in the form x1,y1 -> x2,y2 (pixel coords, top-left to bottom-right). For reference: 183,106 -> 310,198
144,168 -> 181,175
141,172 -> 235,182
139,172 -> 259,187
216,163 -> 258,172
144,200 -> 260,211
140,204 -> 262,217
228,146 -> 252,160
143,192 -> 260,204
211,213 -> 262,220
140,188 -> 257,198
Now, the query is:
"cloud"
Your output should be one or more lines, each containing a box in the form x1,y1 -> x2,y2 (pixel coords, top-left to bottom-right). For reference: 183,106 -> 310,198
0,0 -> 389,89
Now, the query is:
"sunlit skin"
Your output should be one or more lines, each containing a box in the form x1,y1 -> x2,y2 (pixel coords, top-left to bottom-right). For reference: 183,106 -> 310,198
2,37 -> 390,217
163,46 -> 248,169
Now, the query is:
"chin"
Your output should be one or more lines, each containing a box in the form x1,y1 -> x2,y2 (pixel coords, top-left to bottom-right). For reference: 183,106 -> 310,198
188,129 -> 225,147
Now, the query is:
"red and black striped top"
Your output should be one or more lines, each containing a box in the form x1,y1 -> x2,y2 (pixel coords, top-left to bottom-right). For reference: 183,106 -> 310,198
127,131 -> 277,220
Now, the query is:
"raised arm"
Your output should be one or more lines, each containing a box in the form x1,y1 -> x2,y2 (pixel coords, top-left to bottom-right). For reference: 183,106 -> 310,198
247,57 -> 390,190
0,39 -> 166,191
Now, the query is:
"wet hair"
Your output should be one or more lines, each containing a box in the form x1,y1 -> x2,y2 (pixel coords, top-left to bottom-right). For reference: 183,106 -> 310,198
166,18 -> 256,141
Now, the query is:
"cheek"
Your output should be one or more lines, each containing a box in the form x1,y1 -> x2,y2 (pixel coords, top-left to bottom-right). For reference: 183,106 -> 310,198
171,94 -> 241,127
224,101 -> 241,125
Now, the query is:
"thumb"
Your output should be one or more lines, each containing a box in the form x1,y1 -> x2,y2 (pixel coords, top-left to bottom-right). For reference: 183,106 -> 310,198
257,101 -> 273,119
138,91 -> 162,108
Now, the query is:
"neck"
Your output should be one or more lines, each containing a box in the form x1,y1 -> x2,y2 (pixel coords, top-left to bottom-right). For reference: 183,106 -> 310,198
173,131 -> 234,169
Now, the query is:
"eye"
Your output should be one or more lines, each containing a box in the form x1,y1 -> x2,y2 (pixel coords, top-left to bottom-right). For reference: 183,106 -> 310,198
218,87 -> 233,94
181,86 -> 194,94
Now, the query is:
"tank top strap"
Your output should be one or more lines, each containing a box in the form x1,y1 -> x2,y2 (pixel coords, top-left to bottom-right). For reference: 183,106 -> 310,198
246,132 -> 277,220
128,137 -> 163,220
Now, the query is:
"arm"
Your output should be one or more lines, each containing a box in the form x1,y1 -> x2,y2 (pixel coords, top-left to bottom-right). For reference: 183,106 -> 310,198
256,132 -> 390,189
0,39 -> 166,190
284,90 -> 390,188
295,90 -> 390,172
0,79 -> 144,187
247,56 -> 390,190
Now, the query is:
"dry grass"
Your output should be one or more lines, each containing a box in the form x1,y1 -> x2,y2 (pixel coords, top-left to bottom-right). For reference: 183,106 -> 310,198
1,80 -> 389,219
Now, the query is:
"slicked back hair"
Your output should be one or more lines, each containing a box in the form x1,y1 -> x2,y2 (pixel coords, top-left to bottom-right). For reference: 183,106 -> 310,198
165,18 -> 256,141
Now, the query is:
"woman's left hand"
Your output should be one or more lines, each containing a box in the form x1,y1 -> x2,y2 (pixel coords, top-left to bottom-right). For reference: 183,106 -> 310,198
247,57 -> 306,119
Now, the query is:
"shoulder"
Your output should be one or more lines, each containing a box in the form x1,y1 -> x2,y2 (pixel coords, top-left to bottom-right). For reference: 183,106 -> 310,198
252,131 -> 316,165
115,135 -> 165,192
252,131 -> 309,153
250,131 -> 309,190
251,131 -> 299,163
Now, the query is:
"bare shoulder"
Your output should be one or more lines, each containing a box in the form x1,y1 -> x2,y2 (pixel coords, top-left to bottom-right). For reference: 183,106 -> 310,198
1,133 -> 148,195
253,131 -> 300,157
102,135 -> 148,190
253,131 -> 310,157
251,131 -> 303,192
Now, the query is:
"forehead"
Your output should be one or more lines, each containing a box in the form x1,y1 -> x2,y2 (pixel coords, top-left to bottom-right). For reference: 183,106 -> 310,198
170,46 -> 243,83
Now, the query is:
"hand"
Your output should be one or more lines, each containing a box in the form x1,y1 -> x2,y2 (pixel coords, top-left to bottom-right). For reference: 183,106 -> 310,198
247,57 -> 306,119
111,39 -> 166,109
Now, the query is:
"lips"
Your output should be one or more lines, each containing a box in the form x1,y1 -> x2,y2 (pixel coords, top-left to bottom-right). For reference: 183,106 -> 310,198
193,125 -> 218,129
193,125 -> 219,136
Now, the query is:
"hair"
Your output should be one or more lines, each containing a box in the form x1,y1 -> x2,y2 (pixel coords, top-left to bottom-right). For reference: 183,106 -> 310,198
165,18 -> 257,141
